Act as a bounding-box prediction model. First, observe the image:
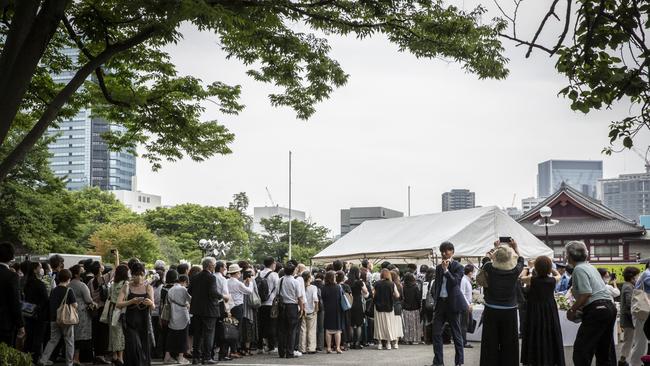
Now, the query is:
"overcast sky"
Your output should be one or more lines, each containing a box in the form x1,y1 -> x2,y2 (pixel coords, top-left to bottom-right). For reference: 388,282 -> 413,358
135,1 -> 650,236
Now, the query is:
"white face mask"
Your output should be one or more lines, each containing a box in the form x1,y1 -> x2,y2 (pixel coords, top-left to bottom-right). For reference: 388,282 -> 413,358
38,268 -> 44,277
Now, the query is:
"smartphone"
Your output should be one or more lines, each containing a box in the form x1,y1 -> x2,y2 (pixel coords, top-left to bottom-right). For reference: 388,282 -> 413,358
499,236 -> 512,243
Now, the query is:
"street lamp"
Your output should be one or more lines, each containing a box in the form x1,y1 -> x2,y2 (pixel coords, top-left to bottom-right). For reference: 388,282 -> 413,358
198,239 -> 232,259
534,206 -> 559,247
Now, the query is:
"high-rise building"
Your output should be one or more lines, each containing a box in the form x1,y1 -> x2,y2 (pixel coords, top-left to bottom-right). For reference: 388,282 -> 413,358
522,197 -> 544,212
442,189 -> 476,212
599,172 -> 650,222
537,160 -> 602,198
47,48 -> 135,191
253,206 -> 306,234
340,207 -> 403,236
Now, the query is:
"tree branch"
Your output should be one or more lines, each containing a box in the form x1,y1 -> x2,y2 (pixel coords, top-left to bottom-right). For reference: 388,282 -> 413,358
526,0 -> 560,58
499,33 -> 553,55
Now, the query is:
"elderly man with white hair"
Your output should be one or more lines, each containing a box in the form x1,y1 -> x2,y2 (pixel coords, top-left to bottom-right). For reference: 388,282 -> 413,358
188,257 -> 224,365
565,240 -> 617,366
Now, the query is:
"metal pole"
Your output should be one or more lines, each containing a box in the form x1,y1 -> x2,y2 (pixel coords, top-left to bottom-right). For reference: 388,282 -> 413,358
408,186 -> 411,216
289,150 -> 292,260
544,217 -> 549,247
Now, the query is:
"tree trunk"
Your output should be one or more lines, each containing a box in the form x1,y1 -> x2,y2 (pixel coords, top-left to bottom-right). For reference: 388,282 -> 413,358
0,0 -> 68,147
0,25 -> 159,183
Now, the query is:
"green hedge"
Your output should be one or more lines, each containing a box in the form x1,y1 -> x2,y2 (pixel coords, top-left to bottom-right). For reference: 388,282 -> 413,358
0,342 -> 32,366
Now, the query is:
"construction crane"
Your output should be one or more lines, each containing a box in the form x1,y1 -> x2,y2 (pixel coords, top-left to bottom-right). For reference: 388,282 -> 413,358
265,186 -> 276,207
511,193 -> 517,208
631,146 -> 650,173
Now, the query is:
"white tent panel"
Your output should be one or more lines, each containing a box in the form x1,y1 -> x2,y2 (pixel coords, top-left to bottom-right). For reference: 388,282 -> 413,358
313,206 -> 553,263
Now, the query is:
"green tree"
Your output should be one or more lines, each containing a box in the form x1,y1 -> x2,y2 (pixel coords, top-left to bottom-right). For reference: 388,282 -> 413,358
70,187 -> 138,248
142,203 -> 248,262
0,0 -> 509,182
496,0 -> 650,152
252,216 -> 331,264
0,124 -> 83,253
90,222 -> 160,263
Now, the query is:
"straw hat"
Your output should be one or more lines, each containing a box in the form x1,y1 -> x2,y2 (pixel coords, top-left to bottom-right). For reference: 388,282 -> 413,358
492,245 -> 519,271
228,264 -> 243,274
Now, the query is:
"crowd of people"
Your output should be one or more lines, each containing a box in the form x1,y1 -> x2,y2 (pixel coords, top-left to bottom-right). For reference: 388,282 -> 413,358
1,238 -> 650,366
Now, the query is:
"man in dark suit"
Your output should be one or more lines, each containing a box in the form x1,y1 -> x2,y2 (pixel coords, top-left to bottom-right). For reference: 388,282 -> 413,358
428,241 -> 467,366
188,257 -> 223,365
0,241 -> 24,347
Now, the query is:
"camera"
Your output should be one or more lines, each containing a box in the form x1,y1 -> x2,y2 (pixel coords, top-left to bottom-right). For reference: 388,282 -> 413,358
243,270 -> 252,280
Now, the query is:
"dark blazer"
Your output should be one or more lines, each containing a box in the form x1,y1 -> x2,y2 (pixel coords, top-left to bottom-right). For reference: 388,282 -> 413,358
0,265 -> 24,331
188,269 -> 223,318
433,260 -> 467,313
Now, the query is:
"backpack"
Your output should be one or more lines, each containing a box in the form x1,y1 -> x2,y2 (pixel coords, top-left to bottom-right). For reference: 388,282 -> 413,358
257,271 -> 273,303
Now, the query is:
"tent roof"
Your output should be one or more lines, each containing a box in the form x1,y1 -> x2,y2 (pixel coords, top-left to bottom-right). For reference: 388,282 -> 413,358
313,206 -> 553,263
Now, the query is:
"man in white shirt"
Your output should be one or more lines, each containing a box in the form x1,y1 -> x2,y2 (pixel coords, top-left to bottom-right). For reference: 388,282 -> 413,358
459,264 -> 474,348
278,260 -> 305,359
299,271 -> 319,354
214,261 -> 232,361
258,257 -> 279,352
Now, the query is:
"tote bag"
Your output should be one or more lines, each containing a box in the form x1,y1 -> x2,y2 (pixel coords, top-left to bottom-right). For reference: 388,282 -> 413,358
56,288 -> 79,326
632,279 -> 650,321
340,285 -> 351,312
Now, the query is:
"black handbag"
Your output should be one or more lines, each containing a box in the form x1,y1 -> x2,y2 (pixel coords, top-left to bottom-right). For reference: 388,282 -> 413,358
393,300 -> 403,316
222,319 -> 240,343
467,316 -> 477,333
364,298 -> 374,318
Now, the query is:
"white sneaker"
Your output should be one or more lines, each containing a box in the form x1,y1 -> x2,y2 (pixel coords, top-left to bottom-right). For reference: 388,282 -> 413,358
385,343 -> 392,350
377,344 -> 384,350
393,342 -> 399,349
293,350 -> 302,357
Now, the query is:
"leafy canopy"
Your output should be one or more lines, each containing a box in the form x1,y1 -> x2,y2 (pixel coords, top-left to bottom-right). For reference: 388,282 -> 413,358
252,215 -> 331,264
0,0 -> 509,180
495,0 -> 650,152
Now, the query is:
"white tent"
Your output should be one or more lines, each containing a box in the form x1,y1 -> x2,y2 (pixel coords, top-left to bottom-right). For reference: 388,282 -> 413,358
312,206 -> 553,264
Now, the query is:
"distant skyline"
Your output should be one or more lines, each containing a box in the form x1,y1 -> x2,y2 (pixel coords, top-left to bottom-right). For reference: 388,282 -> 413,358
133,1 -> 650,235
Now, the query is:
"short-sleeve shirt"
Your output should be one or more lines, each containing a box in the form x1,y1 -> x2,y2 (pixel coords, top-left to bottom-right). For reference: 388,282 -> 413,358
304,284 -> 319,314
571,262 -> 613,306
214,272 -> 229,296
49,285 -> 77,322
167,284 -> 192,330
279,275 -> 302,304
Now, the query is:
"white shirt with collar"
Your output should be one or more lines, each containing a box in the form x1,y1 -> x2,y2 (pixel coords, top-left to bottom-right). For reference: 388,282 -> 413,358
227,277 -> 253,306
214,271 -> 229,296
279,275 -> 303,305
460,275 -> 472,306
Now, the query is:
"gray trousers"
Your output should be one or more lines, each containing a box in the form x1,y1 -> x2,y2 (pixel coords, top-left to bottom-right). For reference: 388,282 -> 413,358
40,322 -> 74,366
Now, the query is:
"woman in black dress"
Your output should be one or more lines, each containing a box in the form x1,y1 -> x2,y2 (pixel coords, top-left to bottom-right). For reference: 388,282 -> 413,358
520,256 -> 565,366
23,261 -> 49,363
117,262 -> 155,366
321,270 -> 344,353
346,266 -> 369,349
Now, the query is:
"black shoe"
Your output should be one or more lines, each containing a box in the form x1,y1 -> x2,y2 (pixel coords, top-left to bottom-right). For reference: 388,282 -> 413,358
192,360 -> 200,365
203,359 -> 218,365
464,343 -> 473,348
219,356 -> 232,361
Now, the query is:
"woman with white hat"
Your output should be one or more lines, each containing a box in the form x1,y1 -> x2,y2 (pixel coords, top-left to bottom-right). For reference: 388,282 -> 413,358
476,238 -> 525,366
226,263 -> 254,358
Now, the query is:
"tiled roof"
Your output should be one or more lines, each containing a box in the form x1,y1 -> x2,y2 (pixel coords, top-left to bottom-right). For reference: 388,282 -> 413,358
519,217 -> 644,237
518,182 -> 637,224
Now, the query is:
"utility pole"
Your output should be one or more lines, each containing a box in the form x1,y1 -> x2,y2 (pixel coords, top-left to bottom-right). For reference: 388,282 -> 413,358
288,150 -> 292,260
408,186 -> 411,216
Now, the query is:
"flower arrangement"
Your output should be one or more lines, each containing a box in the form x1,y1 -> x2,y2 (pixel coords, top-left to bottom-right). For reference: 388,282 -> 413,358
555,293 -> 573,310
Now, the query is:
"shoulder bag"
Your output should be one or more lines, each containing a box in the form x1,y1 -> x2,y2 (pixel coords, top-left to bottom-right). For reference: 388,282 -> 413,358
248,283 -> 262,309
111,282 -> 129,327
56,287 -> 79,326
340,285 -> 351,312
632,278 -> 650,321
270,278 -> 285,319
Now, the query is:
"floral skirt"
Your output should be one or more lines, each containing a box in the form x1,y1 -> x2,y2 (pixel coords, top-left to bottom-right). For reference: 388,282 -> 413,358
401,309 -> 422,343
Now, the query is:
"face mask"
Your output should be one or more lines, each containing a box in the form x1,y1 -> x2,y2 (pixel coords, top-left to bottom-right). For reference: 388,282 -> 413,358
604,277 -> 611,283
38,268 -> 44,277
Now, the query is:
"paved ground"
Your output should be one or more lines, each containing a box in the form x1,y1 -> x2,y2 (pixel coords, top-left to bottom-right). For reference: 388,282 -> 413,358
119,342 -> 617,366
